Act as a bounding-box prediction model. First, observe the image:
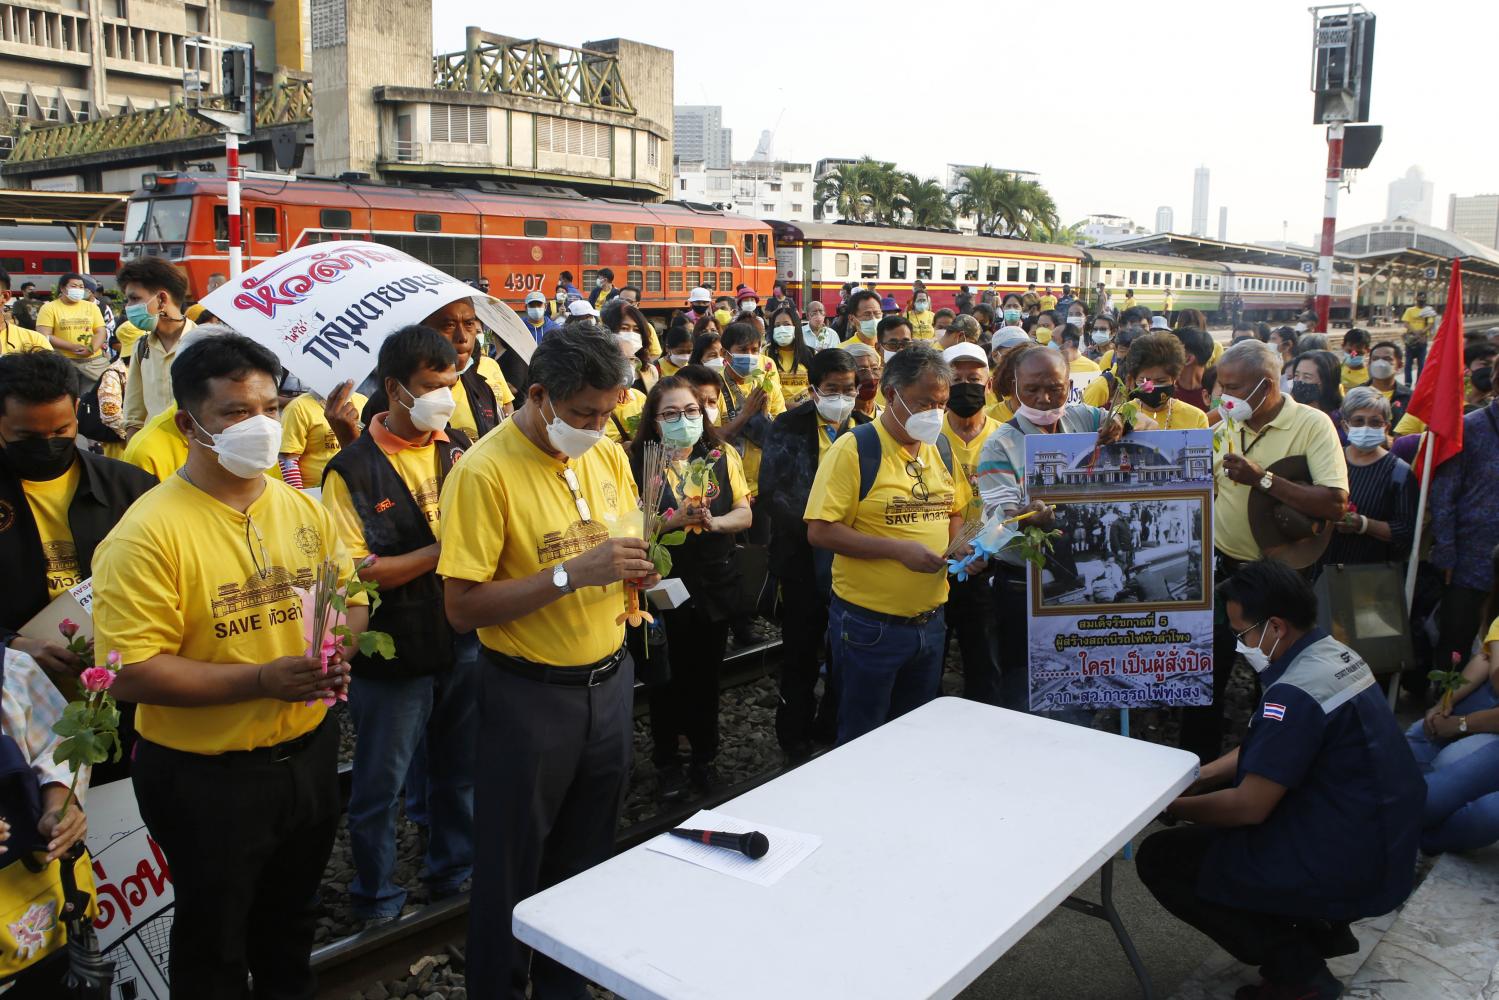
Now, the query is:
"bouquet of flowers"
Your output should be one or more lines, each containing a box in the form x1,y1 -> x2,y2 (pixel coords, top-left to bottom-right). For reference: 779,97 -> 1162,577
295,555 -> 394,707
50,651 -> 123,823
673,449 -> 721,535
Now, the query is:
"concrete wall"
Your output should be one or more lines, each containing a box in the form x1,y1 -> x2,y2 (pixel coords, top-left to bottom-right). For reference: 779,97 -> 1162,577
584,36 -> 672,178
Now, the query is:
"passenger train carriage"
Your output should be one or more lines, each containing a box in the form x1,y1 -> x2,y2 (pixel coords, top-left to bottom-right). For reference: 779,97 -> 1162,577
0,224 -> 120,291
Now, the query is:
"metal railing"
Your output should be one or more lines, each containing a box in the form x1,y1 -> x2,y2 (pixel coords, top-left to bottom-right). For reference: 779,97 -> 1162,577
5,78 -> 312,164
432,36 -> 634,114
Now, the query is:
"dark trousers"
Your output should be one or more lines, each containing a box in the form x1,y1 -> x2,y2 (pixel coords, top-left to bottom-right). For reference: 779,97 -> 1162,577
990,568 -> 1033,711
131,722 -> 339,1000
949,572 -> 1000,706
1137,826 -> 1329,986
648,604 -> 728,766
1405,341 -> 1427,386
466,653 -> 634,1000
1438,582 -> 1489,676
775,567 -> 837,752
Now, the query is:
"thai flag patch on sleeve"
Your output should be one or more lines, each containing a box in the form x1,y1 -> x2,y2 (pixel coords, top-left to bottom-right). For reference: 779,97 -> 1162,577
1262,702 -> 1287,722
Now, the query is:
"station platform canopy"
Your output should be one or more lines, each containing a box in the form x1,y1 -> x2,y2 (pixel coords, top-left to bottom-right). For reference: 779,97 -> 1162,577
1094,231 -> 1347,273
1333,218 -> 1499,284
0,189 -> 130,271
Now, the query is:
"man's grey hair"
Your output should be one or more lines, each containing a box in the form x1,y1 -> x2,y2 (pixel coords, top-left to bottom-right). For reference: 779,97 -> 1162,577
843,341 -> 878,363
1341,385 -> 1392,421
949,314 -> 982,341
1296,333 -> 1330,355
529,325 -> 631,399
1219,339 -> 1281,380
880,343 -> 951,396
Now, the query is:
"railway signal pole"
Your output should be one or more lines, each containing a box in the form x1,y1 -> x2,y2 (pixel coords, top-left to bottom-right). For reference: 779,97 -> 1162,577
185,38 -> 255,280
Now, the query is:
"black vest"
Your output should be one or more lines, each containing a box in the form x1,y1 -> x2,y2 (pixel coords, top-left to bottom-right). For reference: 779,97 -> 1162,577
323,427 -> 470,679
360,368 -> 499,440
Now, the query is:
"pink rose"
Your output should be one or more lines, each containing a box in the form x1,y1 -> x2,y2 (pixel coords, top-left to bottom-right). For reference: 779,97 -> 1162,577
1140,379 -> 1155,393
107,650 -> 122,669
80,667 -> 116,693
58,618 -> 79,640
358,554 -> 379,571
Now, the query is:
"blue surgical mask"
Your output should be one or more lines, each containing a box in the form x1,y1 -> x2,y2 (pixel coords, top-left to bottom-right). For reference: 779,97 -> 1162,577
729,353 -> 758,376
1346,425 -> 1385,449
1003,308 -> 1022,324
660,413 -> 704,448
858,317 -> 879,338
125,300 -> 158,333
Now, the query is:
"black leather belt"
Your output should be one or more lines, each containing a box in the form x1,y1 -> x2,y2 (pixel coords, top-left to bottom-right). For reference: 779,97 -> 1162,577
483,644 -> 626,687
140,722 -> 325,765
832,595 -> 941,627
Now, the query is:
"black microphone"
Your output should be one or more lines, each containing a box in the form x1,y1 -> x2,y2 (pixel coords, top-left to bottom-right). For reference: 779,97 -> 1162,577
669,827 -> 770,859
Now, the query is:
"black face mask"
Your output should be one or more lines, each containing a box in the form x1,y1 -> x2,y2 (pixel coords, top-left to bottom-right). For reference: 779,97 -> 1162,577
1472,368 -> 1494,393
2,435 -> 77,481
947,382 -> 988,417
1291,382 -> 1323,406
1131,384 -> 1176,409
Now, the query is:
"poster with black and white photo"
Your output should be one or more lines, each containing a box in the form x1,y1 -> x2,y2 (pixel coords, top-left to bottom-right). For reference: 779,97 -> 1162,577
1023,430 -> 1216,712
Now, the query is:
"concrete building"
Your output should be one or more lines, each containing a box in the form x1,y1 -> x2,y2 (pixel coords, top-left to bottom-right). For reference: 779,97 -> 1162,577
0,0 -> 305,132
1190,166 -> 1209,237
1386,165 -> 1433,225
313,20 -> 673,198
673,104 -> 730,169
674,158 -> 813,220
1218,206 -> 1229,241
1155,206 -> 1173,233
1447,194 -> 1499,250
1079,214 -> 1143,241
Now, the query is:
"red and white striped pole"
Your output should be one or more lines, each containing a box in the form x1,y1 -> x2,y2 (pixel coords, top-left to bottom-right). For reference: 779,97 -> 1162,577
1314,122 -> 1344,333
226,130 -> 242,280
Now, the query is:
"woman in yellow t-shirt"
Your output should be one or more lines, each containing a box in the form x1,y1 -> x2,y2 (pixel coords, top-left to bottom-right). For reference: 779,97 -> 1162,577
1117,332 -> 1210,430
765,306 -> 814,406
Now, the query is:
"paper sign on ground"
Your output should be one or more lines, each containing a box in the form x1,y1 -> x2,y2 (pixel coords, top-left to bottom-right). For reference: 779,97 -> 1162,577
84,779 -> 175,999
198,240 -> 536,399
646,810 -> 821,887
1023,429 -> 1216,712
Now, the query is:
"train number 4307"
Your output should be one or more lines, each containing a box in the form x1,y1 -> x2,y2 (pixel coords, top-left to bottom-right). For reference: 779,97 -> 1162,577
504,273 -> 545,291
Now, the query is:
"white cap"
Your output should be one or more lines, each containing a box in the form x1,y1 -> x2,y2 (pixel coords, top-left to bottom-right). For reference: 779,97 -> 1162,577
990,326 -> 1031,350
1150,315 -> 1171,331
688,287 -> 712,302
942,343 -> 989,367
567,299 -> 598,318
524,290 -> 546,306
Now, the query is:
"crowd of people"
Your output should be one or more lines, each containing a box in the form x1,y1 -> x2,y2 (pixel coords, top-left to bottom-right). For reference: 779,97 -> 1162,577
0,255 -> 1495,1000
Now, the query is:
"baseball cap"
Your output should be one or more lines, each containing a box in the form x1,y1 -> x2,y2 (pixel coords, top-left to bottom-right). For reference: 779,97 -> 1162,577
942,343 -> 988,367
567,299 -> 599,318
688,287 -> 712,302
524,290 -> 546,306
990,327 -> 1031,350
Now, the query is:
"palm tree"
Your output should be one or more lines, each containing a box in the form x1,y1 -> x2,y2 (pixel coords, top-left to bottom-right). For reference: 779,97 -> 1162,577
901,175 -> 956,229
1032,219 -> 1087,246
950,165 -> 1061,239
813,157 -> 891,222
864,163 -> 908,225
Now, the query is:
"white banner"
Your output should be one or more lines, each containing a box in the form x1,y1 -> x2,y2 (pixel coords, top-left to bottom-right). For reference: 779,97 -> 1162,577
199,240 -> 536,398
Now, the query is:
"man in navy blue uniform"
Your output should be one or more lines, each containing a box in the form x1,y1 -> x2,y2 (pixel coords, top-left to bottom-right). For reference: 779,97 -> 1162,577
1137,560 -> 1425,1000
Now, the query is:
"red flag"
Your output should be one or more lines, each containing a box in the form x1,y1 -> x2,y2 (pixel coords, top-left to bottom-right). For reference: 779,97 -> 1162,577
1404,259 -> 1465,481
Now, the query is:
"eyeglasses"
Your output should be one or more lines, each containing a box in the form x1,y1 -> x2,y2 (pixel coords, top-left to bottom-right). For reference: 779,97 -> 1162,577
245,514 -> 270,581
904,458 -> 930,501
658,405 -> 703,422
560,467 -> 593,523
1233,620 -> 1265,643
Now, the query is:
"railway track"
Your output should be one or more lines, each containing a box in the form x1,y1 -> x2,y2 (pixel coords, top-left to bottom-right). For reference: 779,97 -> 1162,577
314,634 -> 790,998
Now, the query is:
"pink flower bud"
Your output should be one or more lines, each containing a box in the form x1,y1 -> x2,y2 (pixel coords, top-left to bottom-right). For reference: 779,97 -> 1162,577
58,618 -> 79,639
1453,651 -> 1464,666
106,649 -> 122,669
358,554 -> 379,570
80,667 -> 116,693
1140,379 -> 1155,392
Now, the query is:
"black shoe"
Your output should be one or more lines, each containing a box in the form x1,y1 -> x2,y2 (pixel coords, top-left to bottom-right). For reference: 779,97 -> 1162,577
731,621 -> 767,647
688,762 -> 719,794
1307,920 -> 1360,959
656,762 -> 689,801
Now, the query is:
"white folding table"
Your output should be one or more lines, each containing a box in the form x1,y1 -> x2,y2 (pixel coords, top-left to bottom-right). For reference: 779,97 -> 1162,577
514,697 -> 1199,1000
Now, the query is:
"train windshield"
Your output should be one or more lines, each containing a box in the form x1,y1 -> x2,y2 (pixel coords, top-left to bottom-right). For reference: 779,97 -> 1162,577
124,197 -> 191,244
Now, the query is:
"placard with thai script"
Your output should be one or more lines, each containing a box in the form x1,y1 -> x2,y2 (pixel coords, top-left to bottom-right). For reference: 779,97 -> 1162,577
85,780 -> 174,999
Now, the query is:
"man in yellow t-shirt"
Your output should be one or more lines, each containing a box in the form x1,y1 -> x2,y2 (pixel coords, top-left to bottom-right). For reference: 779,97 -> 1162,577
321,326 -> 477,924
124,401 -> 284,484
36,274 -> 108,391
437,327 -> 658,999
0,271 -> 49,356
839,289 -> 884,349
95,333 -> 367,997
805,344 -> 975,744
1400,292 -> 1435,386
1038,287 -> 1058,312
719,321 -> 787,499
279,383 -> 368,488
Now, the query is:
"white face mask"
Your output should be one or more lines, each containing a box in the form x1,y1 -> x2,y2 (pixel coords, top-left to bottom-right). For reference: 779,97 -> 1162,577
913,299 -> 930,313
66,286 -> 86,302
1236,622 -> 1282,674
813,390 -> 856,425
1066,315 -> 1085,326
1346,425 -> 1386,450
1217,377 -> 1266,423
1092,330 -> 1112,345
616,332 -> 643,356
668,352 -> 692,367
526,305 -> 545,322
895,390 -> 944,444
1016,400 -> 1064,426
190,412 -> 281,479
1369,359 -> 1396,380
704,404 -> 719,424
544,396 -> 604,459
772,325 -> 796,346
398,382 -> 456,433
883,349 -> 899,363
740,301 -> 757,314
704,356 -> 725,371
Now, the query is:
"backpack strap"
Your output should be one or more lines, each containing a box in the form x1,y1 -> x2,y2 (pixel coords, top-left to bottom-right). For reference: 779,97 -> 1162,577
853,421 -> 955,501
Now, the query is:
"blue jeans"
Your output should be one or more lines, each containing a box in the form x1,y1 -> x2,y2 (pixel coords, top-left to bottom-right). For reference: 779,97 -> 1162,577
347,637 -> 479,918
830,596 -> 945,746
1406,684 -> 1499,853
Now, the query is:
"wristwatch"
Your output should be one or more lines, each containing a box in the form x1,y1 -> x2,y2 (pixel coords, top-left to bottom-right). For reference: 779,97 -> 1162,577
1460,716 -> 1469,734
552,563 -> 574,595
1257,471 -> 1275,491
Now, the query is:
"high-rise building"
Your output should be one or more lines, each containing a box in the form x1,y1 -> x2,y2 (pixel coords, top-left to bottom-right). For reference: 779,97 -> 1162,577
673,105 -> 732,168
1218,206 -> 1229,241
1447,194 -> 1499,249
1190,166 -> 1210,236
1387,166 -> 1434,225
1155,206 -> 1174,233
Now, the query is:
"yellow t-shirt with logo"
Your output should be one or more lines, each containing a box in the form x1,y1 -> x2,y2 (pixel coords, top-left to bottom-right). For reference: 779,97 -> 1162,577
450,356 -> 515,442
840,334 -> 877,350
91,475 -> 362,754
986,398 -> 1016,423
437,418 -> 640,666
280,390 -> 369,489
1401,305 -> 1433,337
941,415 -> 1001,512
773,349 -> 811,405
1038,295 -> 1057,312
724,360 -> 786,494
1341,363 -> 1370,389
1069,354 -> 1101,373
36,298 -> 105,358
804,418 -> 970,616
1137,398 -> 1210,430
321,418 -> 446,561
908,310 -> 936,340
0,321 -> 49,355
20,462 -> 82,599
123,403 -> 284,483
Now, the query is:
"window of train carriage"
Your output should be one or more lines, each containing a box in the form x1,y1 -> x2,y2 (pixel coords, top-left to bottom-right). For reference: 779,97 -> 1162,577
583,243 -> 601,265
1007,263 -> 1021,282
860,253 -> 879,280
583,269 -> 599,288
627,244 -> 643,266
1129,270 -> 1139,285
676,228 -> 694,244
43,258 -> 71,273
647,271 -> 662,292
1025,264 -> 1038,283
1043,265 -> 1055,283
757,234 -> 769,259
940,257 -> 957,281
88,255 -> 114,273
253,207 -> 278,242
668,245 -> 683,267
1061,269 -> 1072,285
636,226 -> 654,243
644,245 -> 662,266
1152,272 -> 1162,286
985,261 -> 1000,283
718,247 -> 734,268
962,258 -> 978,281
889,256 -> 908,279
719,270 -> 732,288
687,270 -> 702,287
414,213 -> 442,233
703,271 -> 718,291
710,230 -> 728,245
743,234 -> 754,256
524,220 -> 548,238
628,270 -> 644,288
0,257 -> 24,272
834,253 -> 849,278
916,256 -> 933,280
685,246 -> 702,267
591,224 -> 612,240
668,272 -> 683,292
321,209 -> 353,230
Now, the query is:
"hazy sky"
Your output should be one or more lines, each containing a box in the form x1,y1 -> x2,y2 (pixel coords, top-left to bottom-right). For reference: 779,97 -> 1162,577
431,0 -> 1493,245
